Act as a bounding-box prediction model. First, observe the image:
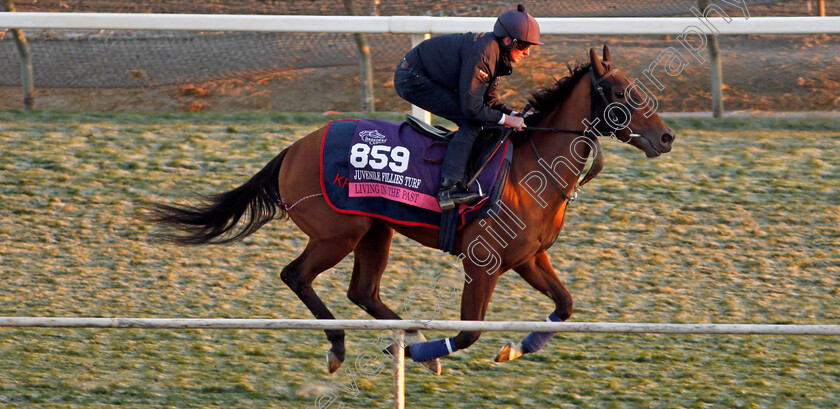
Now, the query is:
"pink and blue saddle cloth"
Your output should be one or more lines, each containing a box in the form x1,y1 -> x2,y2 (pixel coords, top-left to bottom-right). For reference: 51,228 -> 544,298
319,118 -> 511,230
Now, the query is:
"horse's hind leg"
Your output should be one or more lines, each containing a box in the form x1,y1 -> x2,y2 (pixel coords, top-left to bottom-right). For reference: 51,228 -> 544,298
346,222 -> 440,373
496,251 -> 572,362
280,237 -> 358,373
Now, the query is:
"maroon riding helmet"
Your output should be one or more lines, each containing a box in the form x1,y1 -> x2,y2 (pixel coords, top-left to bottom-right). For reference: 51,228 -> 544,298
493,4 -> 544,46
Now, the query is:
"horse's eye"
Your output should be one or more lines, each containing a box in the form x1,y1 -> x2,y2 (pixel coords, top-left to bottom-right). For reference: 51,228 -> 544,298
616,91 -> 625,99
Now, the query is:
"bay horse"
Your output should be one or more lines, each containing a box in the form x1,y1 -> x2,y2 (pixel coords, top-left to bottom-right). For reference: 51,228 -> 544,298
149,45 -> 675,374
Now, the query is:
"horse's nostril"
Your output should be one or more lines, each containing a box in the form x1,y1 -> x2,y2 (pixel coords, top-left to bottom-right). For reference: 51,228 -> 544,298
661,133 -> 673,145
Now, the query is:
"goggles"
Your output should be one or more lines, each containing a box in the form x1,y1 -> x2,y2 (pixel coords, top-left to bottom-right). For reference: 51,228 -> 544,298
513,41 -> 532,51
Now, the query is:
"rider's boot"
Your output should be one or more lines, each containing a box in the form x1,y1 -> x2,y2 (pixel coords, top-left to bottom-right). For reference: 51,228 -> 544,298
438,177 -> 482,210
438,125 -> 483,210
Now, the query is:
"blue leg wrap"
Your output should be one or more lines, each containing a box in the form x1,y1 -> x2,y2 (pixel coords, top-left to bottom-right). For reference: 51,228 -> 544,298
409,337 -> 457,362
521,312 -> 562,354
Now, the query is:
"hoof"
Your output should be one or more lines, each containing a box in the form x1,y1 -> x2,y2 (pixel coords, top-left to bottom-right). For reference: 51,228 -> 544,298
420,358 -> 442,375
402,339 -> 442,376
404,331 -> 427,345
326,349 -> 344,373
404,332 -> 442,375
384,333 -> 443,376
494,342 -> 525,363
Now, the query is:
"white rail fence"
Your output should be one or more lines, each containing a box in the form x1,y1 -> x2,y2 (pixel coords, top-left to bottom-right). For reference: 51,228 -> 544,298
2,317 -> 838,409
3,14 -> 840,34
2,317 -> 839,335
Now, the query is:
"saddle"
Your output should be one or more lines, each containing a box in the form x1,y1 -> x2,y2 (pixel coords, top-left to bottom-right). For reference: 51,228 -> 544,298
405,114 -> 512,254
405,114 -> 454,141
405,114 -> 511,192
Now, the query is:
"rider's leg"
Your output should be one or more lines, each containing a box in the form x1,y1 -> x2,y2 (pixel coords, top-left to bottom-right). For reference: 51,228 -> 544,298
437,123 -> 483,210
394,63 -> 463,120
394,63 -> 482,209
394,63 -> 481,210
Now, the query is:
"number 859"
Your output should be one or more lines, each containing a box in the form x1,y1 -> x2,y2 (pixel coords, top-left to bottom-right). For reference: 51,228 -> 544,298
349,143 -> 410,173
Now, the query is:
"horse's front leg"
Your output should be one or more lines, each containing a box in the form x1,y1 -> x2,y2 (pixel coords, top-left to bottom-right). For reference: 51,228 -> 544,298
496,250 -> 572,362
405,260 -> 502,373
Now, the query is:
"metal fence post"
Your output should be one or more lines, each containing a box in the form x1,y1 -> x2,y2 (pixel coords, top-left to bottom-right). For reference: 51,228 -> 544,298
393,330 -> 405,409
699,0 -> 724,118
409,33 -> 431,124
2,0 -> 34,110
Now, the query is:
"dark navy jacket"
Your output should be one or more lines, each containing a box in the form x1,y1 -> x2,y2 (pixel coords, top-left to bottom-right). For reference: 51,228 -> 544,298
404,32 -> 514,125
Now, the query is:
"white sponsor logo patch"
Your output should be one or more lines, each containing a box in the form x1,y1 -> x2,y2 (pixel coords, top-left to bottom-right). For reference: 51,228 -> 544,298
359,129 -> 388,145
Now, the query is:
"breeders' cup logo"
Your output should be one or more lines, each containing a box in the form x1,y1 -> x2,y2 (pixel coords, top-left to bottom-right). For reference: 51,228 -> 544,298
359,130 -> 387,145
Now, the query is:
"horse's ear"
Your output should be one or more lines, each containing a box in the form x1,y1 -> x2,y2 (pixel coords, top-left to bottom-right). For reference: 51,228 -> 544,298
603,44 -> 612,62
589,48 -> 606,76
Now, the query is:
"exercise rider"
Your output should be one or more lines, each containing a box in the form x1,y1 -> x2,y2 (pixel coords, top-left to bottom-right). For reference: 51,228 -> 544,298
394,4 -> 542,210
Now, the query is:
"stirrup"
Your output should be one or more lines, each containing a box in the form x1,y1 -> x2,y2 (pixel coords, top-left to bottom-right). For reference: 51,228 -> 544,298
438,186 -> 482,210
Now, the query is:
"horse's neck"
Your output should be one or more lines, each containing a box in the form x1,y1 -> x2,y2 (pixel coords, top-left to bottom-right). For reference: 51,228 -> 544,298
541,78 -> 591,136
511,76 -> 592,212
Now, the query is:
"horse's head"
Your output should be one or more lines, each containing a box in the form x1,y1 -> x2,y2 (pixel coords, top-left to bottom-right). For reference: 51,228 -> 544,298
588,45 -> 675,157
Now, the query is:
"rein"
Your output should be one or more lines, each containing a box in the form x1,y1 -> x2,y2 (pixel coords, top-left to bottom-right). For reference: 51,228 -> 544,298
525,127 -> 586,135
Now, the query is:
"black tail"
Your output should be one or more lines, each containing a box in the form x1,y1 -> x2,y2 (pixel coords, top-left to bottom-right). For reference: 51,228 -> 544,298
148,148 -> 289,245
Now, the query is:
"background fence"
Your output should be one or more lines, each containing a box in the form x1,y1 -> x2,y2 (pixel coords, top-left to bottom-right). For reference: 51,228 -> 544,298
0,0 -> 834,88
4,11 -> 839,119
2,1 -> 839,115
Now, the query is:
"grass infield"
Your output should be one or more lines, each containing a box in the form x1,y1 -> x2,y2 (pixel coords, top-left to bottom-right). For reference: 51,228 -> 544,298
0,111 -> 838,408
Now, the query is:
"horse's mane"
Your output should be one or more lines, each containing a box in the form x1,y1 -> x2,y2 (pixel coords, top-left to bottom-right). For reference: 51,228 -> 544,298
509,62 -> 592,146
524,61 -> 592,126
